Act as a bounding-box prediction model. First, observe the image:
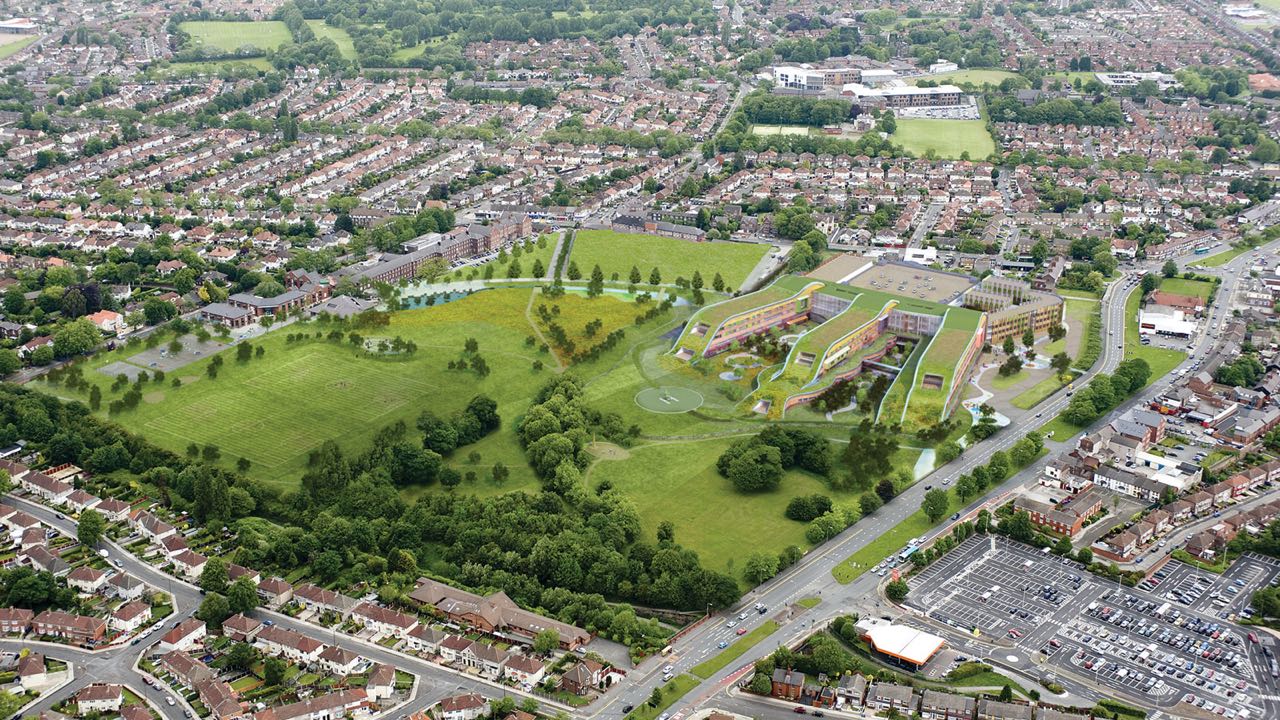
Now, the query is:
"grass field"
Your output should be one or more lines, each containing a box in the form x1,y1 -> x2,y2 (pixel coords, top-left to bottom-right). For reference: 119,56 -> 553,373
691,620 -> 780,678
0,35 -> 35,60
909,69 -> 1019,87
568,230 -> 769,291
1156,277 -> 1215,302
1044,71 -> 1099,87
41,289 -> 563,492
179,21 -> 293,53
1195,246 -> 1251,268
589,434 -> 919,582
892,119 -> 995,160
1010,373 -> 1071,410
306,20 -> 356,59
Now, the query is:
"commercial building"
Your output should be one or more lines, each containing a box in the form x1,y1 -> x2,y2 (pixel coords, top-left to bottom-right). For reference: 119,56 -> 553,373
770,65 -> 864,92
856,619 -> 945,670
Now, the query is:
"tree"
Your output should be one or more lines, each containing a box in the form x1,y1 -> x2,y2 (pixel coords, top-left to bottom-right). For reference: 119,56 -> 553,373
922,488 -> 949,522
264,657 -> 287,686
859,493 -> 882,516
0,350 -> 18,377
885,579 -> 909,602
876,478 -> 896,503
197,592 -> 231,631
1140,273 -> 1159,295
200,556 -> 229,594
649,687 -> 663,707
533,628 -> 560,656
76,509 -> 105,548
417,411 -> 458,454
1076,548 -> 1093,565
221,642 -> 258,672
1021,327 -> 1035,348
1002,335 -> 1015,355
227,577 -> 260,614
726,444 -> 783,492
742,551 -> 779,584
52,318 -> 100,358
998,685 -> 1014,702
1162,260 -> 1179,279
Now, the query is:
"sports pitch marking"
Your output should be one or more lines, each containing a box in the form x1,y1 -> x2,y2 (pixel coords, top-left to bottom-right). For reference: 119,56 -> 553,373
635,386 -> 704,413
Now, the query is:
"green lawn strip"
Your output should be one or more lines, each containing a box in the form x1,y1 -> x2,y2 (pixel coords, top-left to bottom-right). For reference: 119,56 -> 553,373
1194,245 -> 1250,268
163,58 -> 275,74
891,118 -> 995,159
907,69 -> 1019,86
832,492 -> 961,584
569,230 -> 769,291
691,621 -> 780,679
1171,549 -> 1230,574
625,675 -> 700,720
1009,373 -> 1073,410
796,597 -> 821,609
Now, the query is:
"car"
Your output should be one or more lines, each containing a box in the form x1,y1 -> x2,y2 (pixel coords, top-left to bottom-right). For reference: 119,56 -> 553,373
923,485 -> 933,491
166,698 -> 176,707
663,665 -> 674,674
726,621 -> 737,628
130,638 -> 140,646
793,708 -> 806,714
951,512 -> 960,520
184,713 -> 192,719
736,627 -> 748,635
262,620 -> 273,626
757,606 -> 768,614
658,714 -> 669,720
622,707 -> 634,715
717,641 -> 728,649
737,612 -> 748,621
811,712 -> 824,718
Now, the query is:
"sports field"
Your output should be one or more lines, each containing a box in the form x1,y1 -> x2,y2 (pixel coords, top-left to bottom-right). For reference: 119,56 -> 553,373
909,69 -> 1019,87
892,118 -> 995,159
179,21 -> 292,53
0,35 -> 35,60
1156,277 -> 1215,301
568,229 -> 769,291
750,124 -> 813,136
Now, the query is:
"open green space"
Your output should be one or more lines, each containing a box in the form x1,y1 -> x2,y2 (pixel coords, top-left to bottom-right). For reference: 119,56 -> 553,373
1009,373 -> 1072,410
625,675 -> 699,720
691,620 -> 780,678
1156,277 -> 1214,302
892,119 -> 995,160
589,434 -> 919,582
0,36 -> 36,60
569,229 -> 769,291
179,21 -> 293,53
1123,286 -> 1184,385
831,491 -> 961,583
40,289 -> 561,493
305,20 -> 356,59
1044,71 -> 1099,86
909,69 -> 1019,86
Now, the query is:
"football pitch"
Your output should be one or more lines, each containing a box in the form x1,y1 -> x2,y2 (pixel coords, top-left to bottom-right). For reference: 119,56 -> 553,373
892,118 -> 996,160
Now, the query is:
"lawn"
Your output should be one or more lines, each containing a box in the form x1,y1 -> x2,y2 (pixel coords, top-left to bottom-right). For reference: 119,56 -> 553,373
306,20 -> 356,59
568,230 -> 769,292
750,124 -> 814,136
179,21 -> 293,53
1123,286 -> 1183,385
39,289 -> 557,492
892,119 -> 995,160
589,434 -> 919,584
691,620 -> 780,678
909,69 -> 1019,87
625,675 -> 700,720
531,289 -> 670,363
831,491 -> 960,584
1010,373 -> 1072,410
1156,277 -> 1215,302
1195,245 -> 1251,268
0,36 -> 35,60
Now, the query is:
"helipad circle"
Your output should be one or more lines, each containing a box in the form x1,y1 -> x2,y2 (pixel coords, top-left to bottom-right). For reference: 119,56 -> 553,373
635,386 -> 704,413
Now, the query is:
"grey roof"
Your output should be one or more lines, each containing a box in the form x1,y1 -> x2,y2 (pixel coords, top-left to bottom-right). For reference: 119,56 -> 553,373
200,302 -> 252,319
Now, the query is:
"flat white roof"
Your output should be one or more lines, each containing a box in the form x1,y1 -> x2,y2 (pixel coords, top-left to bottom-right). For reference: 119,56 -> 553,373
859,620 -> 945,665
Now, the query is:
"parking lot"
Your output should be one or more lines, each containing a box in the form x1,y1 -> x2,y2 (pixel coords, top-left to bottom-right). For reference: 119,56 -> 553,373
905,535 -> 1280,718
